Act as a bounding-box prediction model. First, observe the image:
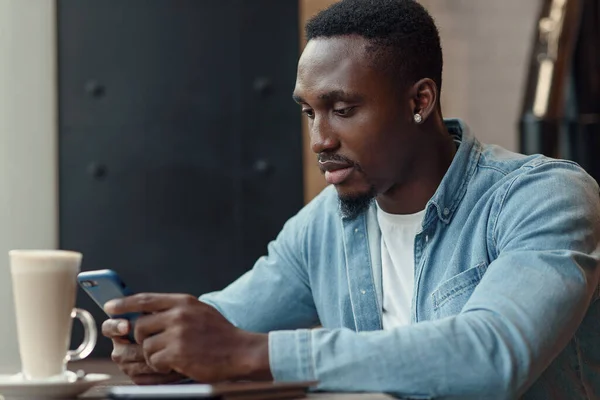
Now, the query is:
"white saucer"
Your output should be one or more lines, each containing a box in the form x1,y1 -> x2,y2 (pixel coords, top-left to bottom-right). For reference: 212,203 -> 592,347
0,372 -> 110,399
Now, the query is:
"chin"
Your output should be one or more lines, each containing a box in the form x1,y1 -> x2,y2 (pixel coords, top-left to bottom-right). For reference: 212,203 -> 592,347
333,178 -> 373,197
335,184 -> 377,220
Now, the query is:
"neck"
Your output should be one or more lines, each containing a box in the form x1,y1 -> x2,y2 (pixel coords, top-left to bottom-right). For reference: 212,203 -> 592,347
376,118 -> 456,215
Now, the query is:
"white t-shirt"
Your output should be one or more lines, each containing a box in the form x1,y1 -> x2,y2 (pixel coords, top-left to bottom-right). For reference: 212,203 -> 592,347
376,203 -> 425,330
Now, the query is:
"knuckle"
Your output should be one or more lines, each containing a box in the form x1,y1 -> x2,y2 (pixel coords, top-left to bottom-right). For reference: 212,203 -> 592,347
171,307 -> 188,323
148,358 -> 171,374
111,353 -> 121,364
136,293 -> 153,307
101,320 -> 118,337
180,294 -> 198,305
141,338 -> 153,354
111,345 -> 124,363
171,323 -> 189,343
112,343 -> 144,364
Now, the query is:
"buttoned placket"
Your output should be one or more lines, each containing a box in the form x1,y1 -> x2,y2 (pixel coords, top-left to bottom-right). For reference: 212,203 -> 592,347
342,214 -> 383,332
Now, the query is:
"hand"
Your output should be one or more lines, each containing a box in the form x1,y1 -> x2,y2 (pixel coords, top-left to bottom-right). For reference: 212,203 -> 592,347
104,293 -> 272,383
101,318 -> 186,385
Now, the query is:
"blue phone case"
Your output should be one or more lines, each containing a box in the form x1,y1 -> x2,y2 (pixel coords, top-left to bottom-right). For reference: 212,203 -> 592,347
77,269 -> 140,343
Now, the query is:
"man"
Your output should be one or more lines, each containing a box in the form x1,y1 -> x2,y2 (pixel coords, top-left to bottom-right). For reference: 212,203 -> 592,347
102,0 -> 600,398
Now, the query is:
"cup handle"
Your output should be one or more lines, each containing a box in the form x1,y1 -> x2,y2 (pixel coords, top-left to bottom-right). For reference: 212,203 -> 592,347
66,308 -> 97,362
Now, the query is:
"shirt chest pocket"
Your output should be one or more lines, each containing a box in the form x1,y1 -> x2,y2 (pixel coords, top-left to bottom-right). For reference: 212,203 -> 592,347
431,262 -> 488,319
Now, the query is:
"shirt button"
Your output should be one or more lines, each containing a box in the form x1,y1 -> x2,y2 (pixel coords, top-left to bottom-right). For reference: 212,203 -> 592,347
354,228 -> 359,233
443,208 -> 450,216
360,289 -> 366,295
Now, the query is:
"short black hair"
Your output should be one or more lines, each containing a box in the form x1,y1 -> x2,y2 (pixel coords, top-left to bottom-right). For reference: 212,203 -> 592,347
305,0 -> 443,95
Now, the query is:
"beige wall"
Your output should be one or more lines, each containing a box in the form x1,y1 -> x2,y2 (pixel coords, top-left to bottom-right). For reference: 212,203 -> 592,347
0,0 -> 58,373
420,0 -> 539,151
300,0 -> 541,202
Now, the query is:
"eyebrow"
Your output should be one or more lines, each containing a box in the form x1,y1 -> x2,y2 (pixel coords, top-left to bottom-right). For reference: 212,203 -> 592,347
319,90 -> 364,102
292,90 -> 364,104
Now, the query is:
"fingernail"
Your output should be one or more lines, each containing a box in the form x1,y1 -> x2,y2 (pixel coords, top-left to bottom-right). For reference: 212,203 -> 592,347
104,300 -> 119,313
117,321 -> 129,334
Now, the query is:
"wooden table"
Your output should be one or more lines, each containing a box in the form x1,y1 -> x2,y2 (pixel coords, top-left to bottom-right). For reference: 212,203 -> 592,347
70,359 -> 395,400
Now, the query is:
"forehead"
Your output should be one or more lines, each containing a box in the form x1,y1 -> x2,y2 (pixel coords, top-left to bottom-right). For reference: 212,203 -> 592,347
295,36 -> 382,98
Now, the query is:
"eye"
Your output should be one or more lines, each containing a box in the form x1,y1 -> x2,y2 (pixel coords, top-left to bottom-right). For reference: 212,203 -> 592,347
333,107 -> 355,117
302,108 -> 315,119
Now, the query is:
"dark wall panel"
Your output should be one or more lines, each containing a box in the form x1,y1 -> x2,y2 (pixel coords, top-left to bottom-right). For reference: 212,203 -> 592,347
58,0 -> 302,356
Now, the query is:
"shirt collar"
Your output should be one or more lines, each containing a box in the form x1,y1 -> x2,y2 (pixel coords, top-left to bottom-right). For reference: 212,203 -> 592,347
354,119 -> 481,225
423,119 -> 481,226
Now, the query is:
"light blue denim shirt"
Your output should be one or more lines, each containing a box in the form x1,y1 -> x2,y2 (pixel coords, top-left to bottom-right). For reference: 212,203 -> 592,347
201,120 -> 600,399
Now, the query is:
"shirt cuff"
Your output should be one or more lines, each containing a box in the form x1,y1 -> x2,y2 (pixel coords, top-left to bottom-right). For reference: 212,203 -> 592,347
268,329 -> 316,382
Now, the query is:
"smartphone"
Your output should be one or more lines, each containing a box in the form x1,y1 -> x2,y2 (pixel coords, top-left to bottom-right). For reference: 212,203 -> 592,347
77,269 -> 140,343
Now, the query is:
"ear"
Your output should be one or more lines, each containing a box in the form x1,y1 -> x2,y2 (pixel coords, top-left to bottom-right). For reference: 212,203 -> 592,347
409,78 -> 438,123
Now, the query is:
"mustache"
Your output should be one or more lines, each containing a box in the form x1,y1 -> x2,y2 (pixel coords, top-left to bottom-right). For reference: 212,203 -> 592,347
317,153 -> 362,172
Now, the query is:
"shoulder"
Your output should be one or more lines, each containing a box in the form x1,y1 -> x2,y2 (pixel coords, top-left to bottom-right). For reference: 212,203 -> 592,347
475,142 -> 598,204
491,157 -> 600,253
477,143 -> 546,176
501,157 -> 599,206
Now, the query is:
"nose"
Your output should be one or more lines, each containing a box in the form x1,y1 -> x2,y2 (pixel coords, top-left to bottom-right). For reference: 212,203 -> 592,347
310,115 -> 340,154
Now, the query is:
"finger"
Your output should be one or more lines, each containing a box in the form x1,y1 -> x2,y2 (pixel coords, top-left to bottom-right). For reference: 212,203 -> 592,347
111,343 -> 146,364
104,293 -> 190,315
133,312 -> 169,344
147,349 -> 175,377
112,336 -> 131,345
102,319 -> 131,339
120,360 -> 178,380
141,334 -> 171,374
120,361 -> 157,377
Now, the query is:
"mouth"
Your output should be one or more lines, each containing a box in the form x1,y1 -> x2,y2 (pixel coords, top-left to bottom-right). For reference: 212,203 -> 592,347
319,160 -> 355,185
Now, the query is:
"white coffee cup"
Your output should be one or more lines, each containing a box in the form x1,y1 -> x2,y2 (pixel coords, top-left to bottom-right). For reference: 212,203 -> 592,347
9,250 -> 97,381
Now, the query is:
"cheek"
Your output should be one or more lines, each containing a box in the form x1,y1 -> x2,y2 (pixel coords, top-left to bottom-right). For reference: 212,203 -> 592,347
350,135 -> 393,174
332,109 -> 402,171
333,117 -> 379,156
359,155 -> 393,187
353,137 -> 404,186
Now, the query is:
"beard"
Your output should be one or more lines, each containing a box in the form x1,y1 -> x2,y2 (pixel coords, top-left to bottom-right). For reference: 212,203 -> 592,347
338,185 -> 377,219
317,153 -> 375,219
